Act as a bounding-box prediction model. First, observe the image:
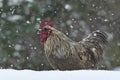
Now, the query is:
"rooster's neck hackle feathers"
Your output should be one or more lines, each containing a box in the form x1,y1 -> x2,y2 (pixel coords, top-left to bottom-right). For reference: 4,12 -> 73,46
44,27 -> 76,58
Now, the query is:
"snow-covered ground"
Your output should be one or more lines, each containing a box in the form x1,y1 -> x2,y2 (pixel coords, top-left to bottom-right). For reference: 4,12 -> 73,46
0,69 -> 120,80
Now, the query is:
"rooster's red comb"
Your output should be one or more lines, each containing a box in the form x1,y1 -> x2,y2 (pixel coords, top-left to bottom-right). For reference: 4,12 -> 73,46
40,20 -> 54,29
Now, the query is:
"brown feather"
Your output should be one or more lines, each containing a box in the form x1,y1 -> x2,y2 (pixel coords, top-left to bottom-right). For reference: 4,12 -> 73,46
44,27 -> 107,70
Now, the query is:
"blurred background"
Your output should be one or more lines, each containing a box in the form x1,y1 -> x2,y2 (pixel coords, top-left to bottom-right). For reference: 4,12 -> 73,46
0,0 -> 120,70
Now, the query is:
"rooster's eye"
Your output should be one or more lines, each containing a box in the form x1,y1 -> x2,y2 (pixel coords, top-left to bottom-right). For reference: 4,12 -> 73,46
44,28 -> 48,31
43,28 -> 51,32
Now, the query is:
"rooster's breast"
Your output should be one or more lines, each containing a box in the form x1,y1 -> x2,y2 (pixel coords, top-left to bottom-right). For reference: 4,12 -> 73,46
47,50 -> 86,70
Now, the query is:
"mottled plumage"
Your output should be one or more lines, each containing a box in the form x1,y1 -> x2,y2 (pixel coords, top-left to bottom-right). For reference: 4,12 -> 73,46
39,20 -> 107,70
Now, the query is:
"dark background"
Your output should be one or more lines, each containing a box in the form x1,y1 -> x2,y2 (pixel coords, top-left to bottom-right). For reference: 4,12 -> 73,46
0,0 -> 120,70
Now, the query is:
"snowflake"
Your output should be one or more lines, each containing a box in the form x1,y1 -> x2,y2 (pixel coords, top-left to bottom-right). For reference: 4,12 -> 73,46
26,20 -> 30,24
65,4 -> 72,11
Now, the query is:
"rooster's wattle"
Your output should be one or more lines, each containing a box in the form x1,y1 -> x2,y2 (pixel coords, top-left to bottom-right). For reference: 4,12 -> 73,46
39,20 -> 107,70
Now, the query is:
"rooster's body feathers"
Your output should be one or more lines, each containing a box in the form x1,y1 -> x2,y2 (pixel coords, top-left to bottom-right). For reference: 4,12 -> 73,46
42,26 -> 107,70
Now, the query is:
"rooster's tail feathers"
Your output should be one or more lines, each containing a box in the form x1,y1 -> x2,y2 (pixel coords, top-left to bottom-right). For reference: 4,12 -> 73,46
83,30 -> 108,45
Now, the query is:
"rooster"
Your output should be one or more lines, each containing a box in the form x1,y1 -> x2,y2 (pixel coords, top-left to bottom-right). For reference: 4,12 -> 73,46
39,20 -> 107,70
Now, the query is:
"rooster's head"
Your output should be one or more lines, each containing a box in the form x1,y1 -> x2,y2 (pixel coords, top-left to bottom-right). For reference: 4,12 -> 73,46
39,20 -> 54,42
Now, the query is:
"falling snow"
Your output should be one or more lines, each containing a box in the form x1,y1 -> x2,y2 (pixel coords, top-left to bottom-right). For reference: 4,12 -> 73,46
14,44 -> 22,51
11,9 -> 15,14
13,51 -> 20,57
104,19 -> 109,22
8,45 -> 12,48
70,25 -> 74,29
26,56 -> 29,60
36,18 -> 41,21
26,20 -> 30,24
8,15 -> 22,22
16,30 -> 19,33
92,4 -> 95,7
41,63 -> 44,66
10,64 -> 14,67
66,20 -> 72,25
117,42 -> 120,46
65,31 -> 69,35
89,18 -> 92,21
111,13 -> 114,16
93,33 -> 97,36
33,46 -> 37,50
91,48 -> 96,52
64,4 -> 72,11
